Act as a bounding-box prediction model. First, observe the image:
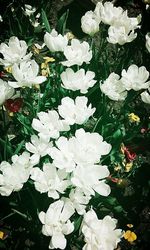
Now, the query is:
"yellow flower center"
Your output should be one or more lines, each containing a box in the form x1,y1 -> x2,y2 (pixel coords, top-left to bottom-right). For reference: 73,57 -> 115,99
5,66 -> 12,73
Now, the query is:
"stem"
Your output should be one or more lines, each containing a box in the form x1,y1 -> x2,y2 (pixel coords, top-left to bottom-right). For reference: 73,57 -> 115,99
0,212 -> 15,222
37,85 -> 41,114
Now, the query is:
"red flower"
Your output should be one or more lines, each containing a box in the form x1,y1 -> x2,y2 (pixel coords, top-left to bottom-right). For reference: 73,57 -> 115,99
107,175 -> 119,183
0,71 -> 5,78
5,98 -> 23,113
124,146 -> 136,161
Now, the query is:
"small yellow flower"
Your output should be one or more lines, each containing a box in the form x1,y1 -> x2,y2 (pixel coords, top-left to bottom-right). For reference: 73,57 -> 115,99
9,112 -> 14,117
41,69 -> 49,77
32,45 -> 40,54
41,62 -> 47,69
66,32 -> 75,40
128,113 -> 140,123
40,57 -> 54,76
144,0 -> 150,5
125,162 -> 133,172
0,231 -> 4,240
34,84 -> 40,89
120,143 -> 125,154
43,57 -> 55,63
5,66 -> 12,73
123,230 -> 137,242
127,224 -> 133,228
114,165 -> 121,171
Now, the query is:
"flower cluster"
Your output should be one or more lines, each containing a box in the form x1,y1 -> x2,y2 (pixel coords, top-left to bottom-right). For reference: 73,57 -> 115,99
100,65 -> 150,101
94,2 -> 141,45
81,2 -> 141,45
0,36 -> 46,105
1,1 -> 149,249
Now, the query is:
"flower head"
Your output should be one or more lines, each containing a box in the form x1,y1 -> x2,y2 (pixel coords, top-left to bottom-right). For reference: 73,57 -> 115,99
32,110 -> 70,140
39,200 -> 74,249
0,36 -> 32,66
26,135 -> 53,165
61,68 -> 96,94
81,11 -> 100,36
128,113 -> 140,123
0,79 -> 14,106
62,39 -> 92,67
69,128 -> 112,166
5,98 -> 23,112
0,152 -> 33,196
123,230 -> 137,243
121,65 -> 150,91
8,60 -> 46,88
82,209 -> 123,250
94,2 -> 124,25
23,4 -> 36,16
141,88 -> 150,104
100,73 -> 127,101
107,25 -> 137,45
58,96 -> 95,125
44,29 -> 68,52
146,33 -> 150,53
71,164 -> 110,196
30,163 -> 70,199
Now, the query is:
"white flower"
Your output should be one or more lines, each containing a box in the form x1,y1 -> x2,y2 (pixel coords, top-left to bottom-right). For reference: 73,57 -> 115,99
69,129 -> 112,165
94,2 -> 124,25
121,64 -> 150,91
107,25 -> 137,45
100,73 -> 127,101
107,11 -> 141,45
30,163 -> 70,199
58,96 -> 95,125
68,188 -> 91,215
61,68 -> 96,94
39,200 -> 74,249
44,29 -> 68,52
141,89 -> 150,104
23,4 -> 36,16
30,19 -> 40,28
50,129 -> 111,172
50,136 -> 76,172
146,33 -> 150,53
0,79 -> 14,105
0,15 -> 3,22
0,36 -> 32,66
71,164 -> 110,196
82,209 -> 123,250
0,152 -> 33,196
25,135 -> 53,165
62,39 -> 92,67
8,60 -> 46,88
32,110 -> 70,140
81,11 -> 100,36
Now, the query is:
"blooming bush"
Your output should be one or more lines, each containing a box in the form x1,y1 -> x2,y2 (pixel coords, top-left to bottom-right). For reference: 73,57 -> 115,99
0,0 -> 150,249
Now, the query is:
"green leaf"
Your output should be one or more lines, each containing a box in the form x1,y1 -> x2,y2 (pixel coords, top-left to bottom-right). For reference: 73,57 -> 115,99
14,140 -> 25,155
114,205 -> 124,213
41,9 -> 51,33
57,10 -> 69,35
74,216 -> 82,232
112,129 -> 122,140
